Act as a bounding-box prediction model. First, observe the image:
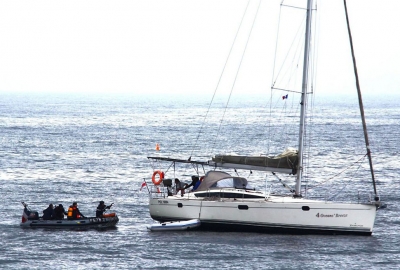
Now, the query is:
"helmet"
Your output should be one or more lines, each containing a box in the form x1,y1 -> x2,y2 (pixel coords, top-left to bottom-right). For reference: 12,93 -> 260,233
100,201 -> 104,204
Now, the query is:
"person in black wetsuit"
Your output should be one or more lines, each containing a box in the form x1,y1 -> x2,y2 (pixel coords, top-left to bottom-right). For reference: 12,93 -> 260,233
96,201 -> 113,217
53,204 -> 67,220
42,204 -> 54,220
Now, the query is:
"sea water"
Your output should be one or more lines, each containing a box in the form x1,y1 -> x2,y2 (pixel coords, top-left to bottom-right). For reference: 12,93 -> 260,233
0,92 -> 399,269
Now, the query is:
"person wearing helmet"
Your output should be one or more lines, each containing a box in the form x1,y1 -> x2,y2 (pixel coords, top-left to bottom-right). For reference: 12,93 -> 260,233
96,201 -> 113,217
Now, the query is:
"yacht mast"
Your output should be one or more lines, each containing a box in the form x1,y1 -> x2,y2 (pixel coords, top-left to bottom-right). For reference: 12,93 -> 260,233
295,0 -> 313,197
343,0 -> 379,202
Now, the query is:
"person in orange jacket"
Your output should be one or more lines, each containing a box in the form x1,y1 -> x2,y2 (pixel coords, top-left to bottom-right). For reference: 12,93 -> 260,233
67,202 -> 85,220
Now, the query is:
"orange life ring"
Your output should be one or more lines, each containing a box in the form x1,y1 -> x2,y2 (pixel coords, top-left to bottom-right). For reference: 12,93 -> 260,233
152,170 -> 164,185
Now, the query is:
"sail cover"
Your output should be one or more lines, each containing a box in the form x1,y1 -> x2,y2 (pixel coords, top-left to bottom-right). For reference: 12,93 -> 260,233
211,148 -> 298,174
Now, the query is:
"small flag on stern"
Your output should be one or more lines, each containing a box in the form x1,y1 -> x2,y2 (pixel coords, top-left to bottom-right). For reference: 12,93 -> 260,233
140,182 -> 147,191
22,207 -> 29,223
282,94 -> 288,100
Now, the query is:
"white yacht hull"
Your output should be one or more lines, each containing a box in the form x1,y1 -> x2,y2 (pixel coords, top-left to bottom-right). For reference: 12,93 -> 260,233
149,196 -> 377,235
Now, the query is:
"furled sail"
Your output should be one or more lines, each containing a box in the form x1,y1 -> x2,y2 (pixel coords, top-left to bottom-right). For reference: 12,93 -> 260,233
210,148 -> 298,174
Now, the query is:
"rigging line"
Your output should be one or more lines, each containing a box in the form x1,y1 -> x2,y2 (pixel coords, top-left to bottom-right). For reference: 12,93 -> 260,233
189,0 -> 251,160
272,87 -> 313,94
270,3 -> 283,90
327,182 -> 349,201
304,153 -> 367,192
303,90 -> 314,196
280,19 -> 305,91
268,2 -> 299,154
281,98 -> 289,146
271,172 -> 295,193
311,0 -> 319,95
271,87 -> 301,94
267,94 -> 291,153
274,14 -> 306,88
271,82 -> 299,152
281,4 -> 307,11
211,0 -> 262,154
268,2 -> 284,156
327,158 -> 365,201
271,13 -> 307,88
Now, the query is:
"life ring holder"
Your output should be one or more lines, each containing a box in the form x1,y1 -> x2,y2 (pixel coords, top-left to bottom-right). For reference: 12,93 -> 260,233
152,170 -> 165,185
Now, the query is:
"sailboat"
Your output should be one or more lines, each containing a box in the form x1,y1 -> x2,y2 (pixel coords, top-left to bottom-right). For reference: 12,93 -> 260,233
146,0 -> 380,235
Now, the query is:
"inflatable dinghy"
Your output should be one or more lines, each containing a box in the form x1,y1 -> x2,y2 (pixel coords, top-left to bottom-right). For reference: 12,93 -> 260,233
147,219 -> 200,231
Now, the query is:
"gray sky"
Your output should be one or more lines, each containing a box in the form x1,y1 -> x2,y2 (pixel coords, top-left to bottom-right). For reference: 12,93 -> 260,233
0,0 -> 398,96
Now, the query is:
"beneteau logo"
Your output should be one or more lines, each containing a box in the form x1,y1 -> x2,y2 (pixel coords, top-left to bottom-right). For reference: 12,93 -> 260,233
316,213 -> 348,218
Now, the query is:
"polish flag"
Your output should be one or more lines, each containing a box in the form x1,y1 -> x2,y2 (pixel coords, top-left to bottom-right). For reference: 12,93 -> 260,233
21,207 -> 30,223
140,182 -> 147,191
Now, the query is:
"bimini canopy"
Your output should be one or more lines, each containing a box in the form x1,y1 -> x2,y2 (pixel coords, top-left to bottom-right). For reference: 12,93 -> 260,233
195,171 -> 249,192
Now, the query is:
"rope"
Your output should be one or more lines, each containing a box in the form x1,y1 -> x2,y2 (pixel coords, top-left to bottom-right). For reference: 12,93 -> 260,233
271,12 -> 306,89
269,4 -> 308,156
211,0 -> 262,153
267,1 -> 284,155
304,153 -> 368,193
327,156 -> 366,200
189,0 -> 251,160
